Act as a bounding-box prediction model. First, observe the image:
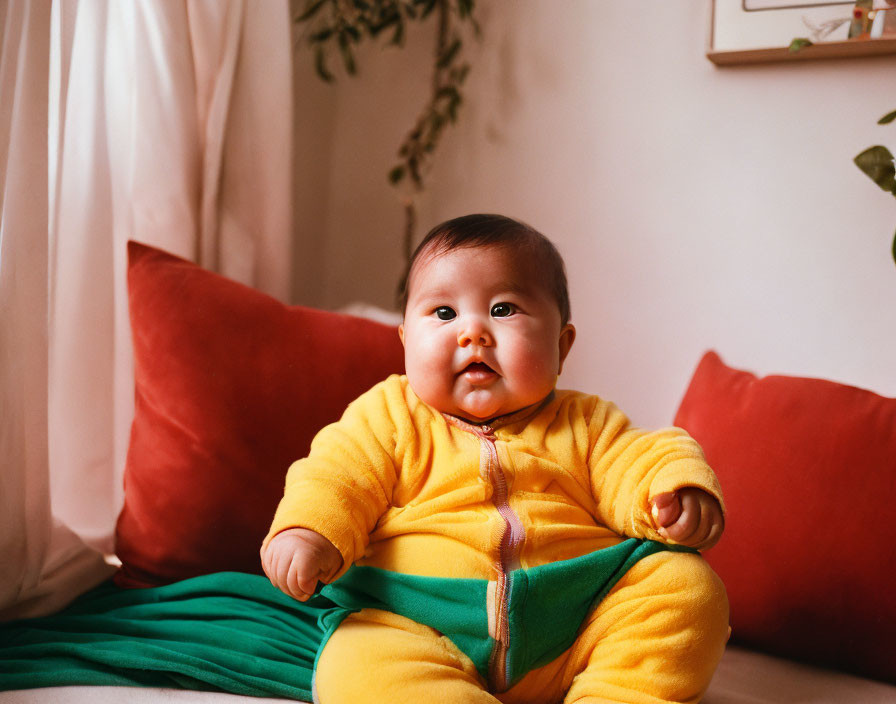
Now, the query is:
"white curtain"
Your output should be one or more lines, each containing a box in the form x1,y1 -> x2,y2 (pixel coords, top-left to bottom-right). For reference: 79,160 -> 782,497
1,0 -> 293,620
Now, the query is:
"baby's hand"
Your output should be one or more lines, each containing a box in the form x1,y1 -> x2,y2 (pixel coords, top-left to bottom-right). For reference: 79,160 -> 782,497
260,528 -> 343,602
650,488 -> 724,551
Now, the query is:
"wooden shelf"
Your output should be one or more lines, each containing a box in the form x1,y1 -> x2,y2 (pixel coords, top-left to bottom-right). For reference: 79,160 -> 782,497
708,37 -> 896,67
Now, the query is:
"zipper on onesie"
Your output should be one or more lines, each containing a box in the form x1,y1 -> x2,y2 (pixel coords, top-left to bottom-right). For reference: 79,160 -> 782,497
473,424 -> 525,692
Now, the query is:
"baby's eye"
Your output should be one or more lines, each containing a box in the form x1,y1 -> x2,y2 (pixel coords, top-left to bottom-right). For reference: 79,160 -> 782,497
490,302 -> 515,318
435,306 -> 456,321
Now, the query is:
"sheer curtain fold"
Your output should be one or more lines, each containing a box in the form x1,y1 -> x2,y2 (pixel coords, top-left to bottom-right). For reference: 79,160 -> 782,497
1,0 -> 112,623
1,0 -> 293,620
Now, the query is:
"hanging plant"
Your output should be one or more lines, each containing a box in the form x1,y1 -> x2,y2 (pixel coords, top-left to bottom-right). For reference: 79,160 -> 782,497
294,0 -> 479,293
854,109 -> 896,266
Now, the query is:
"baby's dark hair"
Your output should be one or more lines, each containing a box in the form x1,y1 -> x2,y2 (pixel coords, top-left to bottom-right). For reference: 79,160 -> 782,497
399,214 -> 571,325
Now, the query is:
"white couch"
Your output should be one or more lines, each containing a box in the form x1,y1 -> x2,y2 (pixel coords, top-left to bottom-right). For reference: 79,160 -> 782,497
5,260 -> 893,703
3,645 -> 896,703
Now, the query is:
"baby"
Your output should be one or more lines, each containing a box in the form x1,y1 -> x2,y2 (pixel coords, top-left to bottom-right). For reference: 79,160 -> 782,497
261,214 -> 728,703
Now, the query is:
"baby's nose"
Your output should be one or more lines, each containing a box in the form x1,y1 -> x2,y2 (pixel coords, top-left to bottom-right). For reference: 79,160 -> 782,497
457,319 -> 493,347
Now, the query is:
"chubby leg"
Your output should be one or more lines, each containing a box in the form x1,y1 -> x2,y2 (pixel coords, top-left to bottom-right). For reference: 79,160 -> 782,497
500,551 -> 729,704
563,550 -> 729,704
314,608 -> 499,704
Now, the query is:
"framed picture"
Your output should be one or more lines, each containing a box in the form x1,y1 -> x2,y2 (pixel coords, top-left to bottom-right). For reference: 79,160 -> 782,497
708,0 -> 896,65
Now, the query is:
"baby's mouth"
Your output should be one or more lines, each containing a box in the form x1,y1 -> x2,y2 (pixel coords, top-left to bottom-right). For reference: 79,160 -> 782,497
460,361 -> 498,383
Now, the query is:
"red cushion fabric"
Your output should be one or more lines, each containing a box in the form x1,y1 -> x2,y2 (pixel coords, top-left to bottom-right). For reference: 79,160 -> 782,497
674,350 -> 896,684
115,242 -> 405,588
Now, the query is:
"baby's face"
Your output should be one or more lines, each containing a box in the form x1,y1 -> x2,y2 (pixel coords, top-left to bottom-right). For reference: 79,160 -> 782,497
400,244 -> 575,423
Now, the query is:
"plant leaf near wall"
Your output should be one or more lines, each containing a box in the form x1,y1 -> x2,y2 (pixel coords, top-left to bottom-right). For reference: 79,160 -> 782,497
855,145 -> 896,193
294,0 -> 479,301
854,109 -> 896,266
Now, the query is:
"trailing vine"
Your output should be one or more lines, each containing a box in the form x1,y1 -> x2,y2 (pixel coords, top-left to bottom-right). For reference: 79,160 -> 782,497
294,0 -> 479,294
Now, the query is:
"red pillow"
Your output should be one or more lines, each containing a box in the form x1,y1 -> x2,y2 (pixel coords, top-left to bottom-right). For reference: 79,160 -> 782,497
115,242 -> 405,588
674,351 -> 896,684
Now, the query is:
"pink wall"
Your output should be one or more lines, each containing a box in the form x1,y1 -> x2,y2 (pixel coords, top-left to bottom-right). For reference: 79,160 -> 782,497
293,1 -> 896,427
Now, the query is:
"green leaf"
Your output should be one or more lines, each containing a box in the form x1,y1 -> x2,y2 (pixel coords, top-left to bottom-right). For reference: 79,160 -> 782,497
342,48 -> 357,74
337,32 -> 357,74
435,85 -> 460,101
367,13 -> 396,37
388,165 -> 406,184
451,64 -> 470,83
789,38 -> 813,52
314,47 -> 334,82
420,0 -> 438,18
854,145 -> 896,194
390,19 -> 405,46
296,0 -> 327,22
878,110 -> 896,125
408,157 -> 422,186
310,27 -> 334,42
437,38 -> 461,68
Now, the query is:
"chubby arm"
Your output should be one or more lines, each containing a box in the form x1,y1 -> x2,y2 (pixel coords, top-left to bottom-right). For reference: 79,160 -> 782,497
261,379 -> 406,581
585,398 -> 724,549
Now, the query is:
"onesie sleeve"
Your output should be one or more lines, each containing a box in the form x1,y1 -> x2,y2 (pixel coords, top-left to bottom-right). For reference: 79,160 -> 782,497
584,397 -> 725,543
262,377 -> 404,576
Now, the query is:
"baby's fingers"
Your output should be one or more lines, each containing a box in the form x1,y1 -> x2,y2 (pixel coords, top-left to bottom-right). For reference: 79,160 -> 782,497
659,490 -> 701,542
663,491 -> 724,550
285,552 -> 321,602
699,516 -> 724,551
691,497 -> 724,550
651,492 -> 682,528
261,543 -> 287,590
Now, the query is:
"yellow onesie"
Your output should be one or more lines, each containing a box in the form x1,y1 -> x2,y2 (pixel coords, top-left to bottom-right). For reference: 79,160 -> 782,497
264,374 -> 729,703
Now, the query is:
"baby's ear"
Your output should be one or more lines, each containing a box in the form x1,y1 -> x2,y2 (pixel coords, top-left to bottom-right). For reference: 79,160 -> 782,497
398,324 -> 405,347
557,323 -> 576,373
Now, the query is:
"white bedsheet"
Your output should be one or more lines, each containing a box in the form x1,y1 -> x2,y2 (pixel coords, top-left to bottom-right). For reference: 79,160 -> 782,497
2,646 -> 894,703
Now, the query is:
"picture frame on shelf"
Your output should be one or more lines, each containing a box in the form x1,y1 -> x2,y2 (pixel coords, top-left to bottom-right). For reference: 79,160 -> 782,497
708,0 -> 896,65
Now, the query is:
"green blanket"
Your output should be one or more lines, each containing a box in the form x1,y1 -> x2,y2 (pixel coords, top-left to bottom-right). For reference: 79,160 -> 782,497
0,573 -> 323,699
0,540 -> 689,698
